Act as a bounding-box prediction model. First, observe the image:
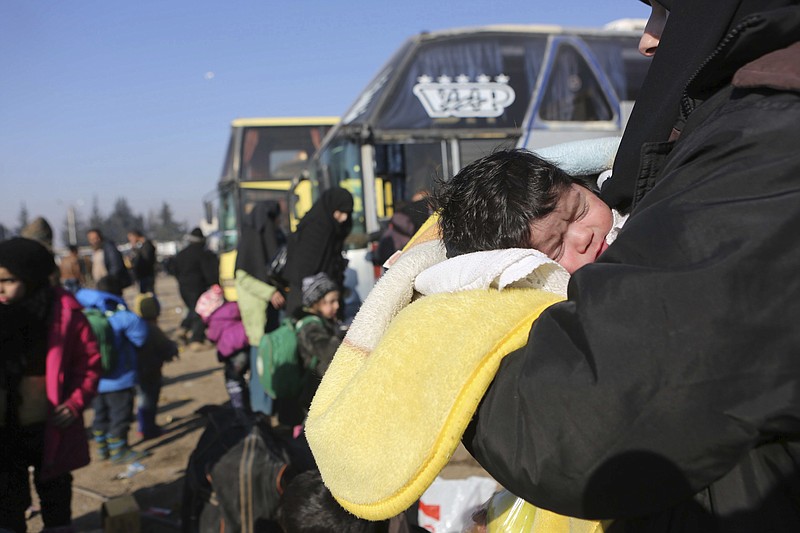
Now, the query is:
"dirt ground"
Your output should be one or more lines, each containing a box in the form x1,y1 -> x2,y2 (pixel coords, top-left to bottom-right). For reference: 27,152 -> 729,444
26,274 -> 491,532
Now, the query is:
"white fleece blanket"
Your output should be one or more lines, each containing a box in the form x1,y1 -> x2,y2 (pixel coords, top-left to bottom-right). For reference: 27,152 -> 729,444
415,248 -> 570,298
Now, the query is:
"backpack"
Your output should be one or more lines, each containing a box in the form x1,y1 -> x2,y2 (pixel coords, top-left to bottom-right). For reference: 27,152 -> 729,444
181,407 -> 315,533
256,315 -> 322,400
83,308 -> 119,375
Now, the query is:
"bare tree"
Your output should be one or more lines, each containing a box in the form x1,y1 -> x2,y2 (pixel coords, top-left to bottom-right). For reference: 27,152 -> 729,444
15,203 -> 29,235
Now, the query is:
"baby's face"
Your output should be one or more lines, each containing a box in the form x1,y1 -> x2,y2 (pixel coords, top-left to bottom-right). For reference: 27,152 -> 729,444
528,184 -> 613,273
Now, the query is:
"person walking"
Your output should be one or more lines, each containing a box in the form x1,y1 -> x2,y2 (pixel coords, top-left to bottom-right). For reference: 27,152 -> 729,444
127,229 -> 157,295
173,228 -> 218,350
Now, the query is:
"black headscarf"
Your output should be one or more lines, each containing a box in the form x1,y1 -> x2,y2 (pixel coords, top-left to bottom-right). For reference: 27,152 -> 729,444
0,238 -> 55,425
235,200 -> 282,284
604,0 -> 800,212
287,188 -> 354,287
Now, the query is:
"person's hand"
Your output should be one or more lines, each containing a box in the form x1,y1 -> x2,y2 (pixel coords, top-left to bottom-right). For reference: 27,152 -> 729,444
52,404 -> 78,428
270,291 -> 285,309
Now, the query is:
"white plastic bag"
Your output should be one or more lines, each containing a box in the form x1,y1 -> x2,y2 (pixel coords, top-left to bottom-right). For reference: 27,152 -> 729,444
418,476 -> 498,532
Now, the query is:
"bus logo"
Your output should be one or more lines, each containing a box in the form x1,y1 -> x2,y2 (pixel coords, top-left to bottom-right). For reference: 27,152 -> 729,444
413,74 -> 516,118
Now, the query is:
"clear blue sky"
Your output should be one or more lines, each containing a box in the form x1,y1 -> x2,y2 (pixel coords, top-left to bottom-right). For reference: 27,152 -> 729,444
0,1 -> 650,243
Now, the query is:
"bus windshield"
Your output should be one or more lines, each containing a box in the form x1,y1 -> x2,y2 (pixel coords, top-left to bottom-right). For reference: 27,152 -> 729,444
214,117 -> 338,299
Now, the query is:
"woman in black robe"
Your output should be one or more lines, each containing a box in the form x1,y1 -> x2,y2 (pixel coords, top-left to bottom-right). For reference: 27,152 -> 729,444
284,188 -> 354,316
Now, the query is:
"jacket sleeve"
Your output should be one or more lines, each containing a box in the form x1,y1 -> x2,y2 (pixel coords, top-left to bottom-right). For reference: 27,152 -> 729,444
465,89 -> 800,520
235,269 -> 276,301
151,326 -> 178,362
103,241 -> 126,279
63,309 -> 102,415
297,320 -> 341,376
204,315 -> 221,343
120,312 -> 149,349
143,241 -> 156,266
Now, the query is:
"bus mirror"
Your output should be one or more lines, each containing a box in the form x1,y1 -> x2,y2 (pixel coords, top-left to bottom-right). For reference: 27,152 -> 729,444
204,201 -> 213,224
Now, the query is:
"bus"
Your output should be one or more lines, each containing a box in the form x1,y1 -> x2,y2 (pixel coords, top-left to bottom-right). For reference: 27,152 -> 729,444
309,21 -> 650,301
214,117 -> 338,299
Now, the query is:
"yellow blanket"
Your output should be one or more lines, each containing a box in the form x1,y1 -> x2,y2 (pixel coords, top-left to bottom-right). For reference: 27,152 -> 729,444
308,286 -> 562,519
306,218 -> 605,531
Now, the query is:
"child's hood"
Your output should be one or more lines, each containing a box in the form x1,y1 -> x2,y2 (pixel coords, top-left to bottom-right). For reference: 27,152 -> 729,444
75,288 -> 127,313
206,301 -> 241,324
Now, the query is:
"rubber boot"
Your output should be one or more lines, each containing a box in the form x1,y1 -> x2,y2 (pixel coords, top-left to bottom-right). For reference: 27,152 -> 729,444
137,407 -> 162,440
93,430 -> 109,460
107,437 -> 149,464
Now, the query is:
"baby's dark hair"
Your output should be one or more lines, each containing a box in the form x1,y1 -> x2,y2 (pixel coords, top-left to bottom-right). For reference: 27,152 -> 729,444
431,148 -> 578,257
277,470 -> 388,532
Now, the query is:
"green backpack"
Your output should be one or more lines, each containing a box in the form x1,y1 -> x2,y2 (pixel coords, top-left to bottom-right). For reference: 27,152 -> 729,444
256,316 -> 322,400
83,308 -> 119,375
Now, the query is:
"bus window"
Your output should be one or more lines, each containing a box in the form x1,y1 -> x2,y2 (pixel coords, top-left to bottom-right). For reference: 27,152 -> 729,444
539,43 -> 613,122
403,143 -> 442,200
459,138 -> 515,169
239,189 -> 292,233
242,128 -> 267,180
583,36 -> 651,101
374,142 -> 442,218
621,47 -> 650,101
220,135 -> 236,182
218,187 -> 239,253
271,150 -> 309,179
241,126 -> 327,182
320,139 -> 366,237
374,144 -> 405,216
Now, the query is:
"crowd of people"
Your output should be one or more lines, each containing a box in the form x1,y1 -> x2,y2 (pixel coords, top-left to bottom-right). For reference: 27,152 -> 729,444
0,188 -> 362,531
3,0 -> 799,531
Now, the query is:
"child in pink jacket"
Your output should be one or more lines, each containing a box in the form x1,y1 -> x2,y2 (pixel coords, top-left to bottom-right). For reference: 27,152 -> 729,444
196,285 -> 250,413
0,237 -> 101,533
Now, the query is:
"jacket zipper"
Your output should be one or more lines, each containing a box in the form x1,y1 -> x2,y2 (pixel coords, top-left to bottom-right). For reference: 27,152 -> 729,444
679,14 -> 765,120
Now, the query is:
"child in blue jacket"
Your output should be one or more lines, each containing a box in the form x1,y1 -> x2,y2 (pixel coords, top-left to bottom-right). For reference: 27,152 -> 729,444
76,276 -> 149,463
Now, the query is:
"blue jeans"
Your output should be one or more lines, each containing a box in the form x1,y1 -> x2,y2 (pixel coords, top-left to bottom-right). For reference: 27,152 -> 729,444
248,345 -> 273,416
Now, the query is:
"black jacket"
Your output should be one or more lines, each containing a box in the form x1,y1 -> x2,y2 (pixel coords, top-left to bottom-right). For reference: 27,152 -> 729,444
131,239 -> 156,279
465,7 -> 800,532
173,243 -> 219,306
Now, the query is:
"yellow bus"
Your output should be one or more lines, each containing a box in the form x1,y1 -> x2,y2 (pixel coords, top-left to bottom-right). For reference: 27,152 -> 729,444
214,117 -> 339,299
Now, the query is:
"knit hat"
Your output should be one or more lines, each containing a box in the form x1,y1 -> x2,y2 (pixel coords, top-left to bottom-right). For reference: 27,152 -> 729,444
187,227 -> 205,243
302,273 -> 339,307
134,292 -> 161,320
195,284 -> 225,320
20,217 -> 54,250
0,237 -> 55,292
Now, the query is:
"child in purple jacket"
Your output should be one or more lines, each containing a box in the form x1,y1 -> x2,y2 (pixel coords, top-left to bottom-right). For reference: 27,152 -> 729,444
196,285 -> 250,412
